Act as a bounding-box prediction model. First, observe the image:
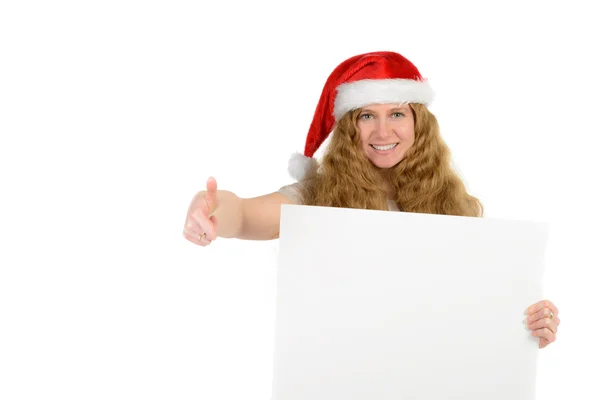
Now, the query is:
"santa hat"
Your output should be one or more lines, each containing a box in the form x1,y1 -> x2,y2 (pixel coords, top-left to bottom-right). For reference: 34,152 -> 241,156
288,51 -> 434,181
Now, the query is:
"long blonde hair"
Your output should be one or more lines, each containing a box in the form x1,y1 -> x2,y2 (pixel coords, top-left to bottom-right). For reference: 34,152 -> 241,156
299,104 -> 483,217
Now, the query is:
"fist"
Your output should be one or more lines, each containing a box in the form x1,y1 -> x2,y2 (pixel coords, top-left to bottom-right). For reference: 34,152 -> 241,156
183,177 -> 219,247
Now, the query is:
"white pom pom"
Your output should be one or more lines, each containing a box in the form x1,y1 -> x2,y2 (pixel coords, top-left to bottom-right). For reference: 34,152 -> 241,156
288,153 -> 318,181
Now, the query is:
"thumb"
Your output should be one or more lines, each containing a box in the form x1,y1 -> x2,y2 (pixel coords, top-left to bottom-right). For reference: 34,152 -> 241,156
204,176 -> 218,213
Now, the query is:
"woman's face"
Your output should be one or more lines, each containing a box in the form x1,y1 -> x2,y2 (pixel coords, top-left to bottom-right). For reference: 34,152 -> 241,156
356,103 -> 415,169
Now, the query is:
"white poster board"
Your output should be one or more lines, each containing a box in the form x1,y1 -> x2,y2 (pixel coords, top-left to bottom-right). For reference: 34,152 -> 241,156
273,204 -> 548,400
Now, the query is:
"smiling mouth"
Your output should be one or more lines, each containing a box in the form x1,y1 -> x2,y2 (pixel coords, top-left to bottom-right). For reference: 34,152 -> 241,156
370,143 -> 398,151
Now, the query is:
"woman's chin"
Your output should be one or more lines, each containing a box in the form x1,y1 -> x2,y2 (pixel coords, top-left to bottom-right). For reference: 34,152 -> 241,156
370,157 -> 403,169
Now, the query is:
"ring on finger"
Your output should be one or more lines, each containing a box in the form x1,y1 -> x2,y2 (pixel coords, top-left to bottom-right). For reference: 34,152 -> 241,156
199,232 -> 207,240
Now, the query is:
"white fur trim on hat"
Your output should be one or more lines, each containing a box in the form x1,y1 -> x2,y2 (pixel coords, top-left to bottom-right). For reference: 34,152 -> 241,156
333,78 -> 434,120
288,153 -> 318,181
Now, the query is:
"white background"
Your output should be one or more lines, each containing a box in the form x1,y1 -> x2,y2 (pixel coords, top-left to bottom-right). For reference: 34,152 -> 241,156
1,1 -> 598,399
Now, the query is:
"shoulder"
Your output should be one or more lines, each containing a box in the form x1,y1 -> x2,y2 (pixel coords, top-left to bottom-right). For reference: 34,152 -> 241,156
277,180 -> 310,205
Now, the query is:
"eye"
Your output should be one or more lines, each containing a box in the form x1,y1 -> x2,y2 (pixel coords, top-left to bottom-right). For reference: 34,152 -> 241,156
391,112 -> 404,118
359,113 -> 373,120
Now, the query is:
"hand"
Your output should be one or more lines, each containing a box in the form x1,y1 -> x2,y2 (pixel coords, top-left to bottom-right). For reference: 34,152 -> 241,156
183,177 -> 219,247
525,299 -> 560,349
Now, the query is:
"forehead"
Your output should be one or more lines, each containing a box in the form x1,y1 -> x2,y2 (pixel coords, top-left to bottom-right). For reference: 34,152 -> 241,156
360,103 -> 410,111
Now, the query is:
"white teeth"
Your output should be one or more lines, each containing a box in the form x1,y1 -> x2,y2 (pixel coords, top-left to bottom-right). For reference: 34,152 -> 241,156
371,143 -> 398,151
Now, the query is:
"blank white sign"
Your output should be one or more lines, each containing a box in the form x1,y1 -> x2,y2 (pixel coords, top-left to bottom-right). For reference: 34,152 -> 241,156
273,204 -> 548,400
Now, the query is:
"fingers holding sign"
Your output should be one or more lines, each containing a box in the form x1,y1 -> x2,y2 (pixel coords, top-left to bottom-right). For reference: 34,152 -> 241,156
526,299 -> 560,349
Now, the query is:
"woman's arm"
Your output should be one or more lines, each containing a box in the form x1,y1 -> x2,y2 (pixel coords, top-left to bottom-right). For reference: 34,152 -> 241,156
184,178 -> 292,246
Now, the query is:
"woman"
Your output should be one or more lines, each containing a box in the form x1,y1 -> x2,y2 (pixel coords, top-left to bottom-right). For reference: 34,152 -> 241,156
183,51 -> 560,349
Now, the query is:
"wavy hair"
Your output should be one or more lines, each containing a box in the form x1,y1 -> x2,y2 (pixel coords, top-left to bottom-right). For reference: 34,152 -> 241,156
299,104 -> 483,217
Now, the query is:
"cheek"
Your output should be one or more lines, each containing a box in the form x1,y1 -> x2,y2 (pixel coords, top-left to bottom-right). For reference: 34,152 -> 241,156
357,124 -> 370,144
399,131 -> 412,141
397,124 -> 415,144
404,131 -> 415,146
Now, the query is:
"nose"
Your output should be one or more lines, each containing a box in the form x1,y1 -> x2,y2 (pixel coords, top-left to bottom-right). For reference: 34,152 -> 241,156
375,118 -> 393,138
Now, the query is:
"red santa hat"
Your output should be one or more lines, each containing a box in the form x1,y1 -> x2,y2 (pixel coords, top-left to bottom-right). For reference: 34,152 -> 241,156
288,51 -> 434,181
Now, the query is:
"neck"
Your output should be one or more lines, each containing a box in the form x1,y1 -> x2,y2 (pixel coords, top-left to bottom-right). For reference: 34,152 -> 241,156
385,183 -> 394,199
371,163 -> 397,199
378,170 -> 395,199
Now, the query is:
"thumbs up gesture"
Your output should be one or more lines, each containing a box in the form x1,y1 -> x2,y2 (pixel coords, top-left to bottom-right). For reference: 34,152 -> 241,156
183,177 -> 219,246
